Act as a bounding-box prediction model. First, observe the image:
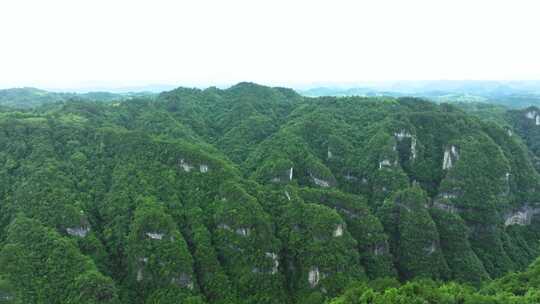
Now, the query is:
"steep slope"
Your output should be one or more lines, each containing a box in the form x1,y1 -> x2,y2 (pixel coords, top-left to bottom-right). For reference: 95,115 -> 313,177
1,83 -> 540,304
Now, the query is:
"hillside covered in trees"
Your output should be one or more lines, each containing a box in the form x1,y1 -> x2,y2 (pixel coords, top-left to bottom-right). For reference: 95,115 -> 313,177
0,87 -> 155,109
2,83 -> 540,303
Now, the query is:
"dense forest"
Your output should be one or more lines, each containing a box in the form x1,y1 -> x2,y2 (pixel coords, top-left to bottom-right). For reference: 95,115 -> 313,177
2,82 -> 540,303
0,87 -> 155,109
300,81 -> 540,109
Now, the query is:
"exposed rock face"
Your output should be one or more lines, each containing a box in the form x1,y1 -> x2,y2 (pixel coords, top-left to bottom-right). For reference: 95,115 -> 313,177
266,252 -> 279,274
433,187 -> 463,206
285,191 -> 291,201
425,241 -> 436,255
179,159 -> 193,172
343,172 -> 357,181
308,267 -> 320,287
327,148 -> 333,159
146,232 -> 164,240
271,167 -> 293,183
289,167 -> 294,181
373,243 -> 386,256
525,110 -> 540,125
379,159 -> 392,169
443,145 -> 459,170
219,224 -> 252,236
500,172 -> 511,196
66,226 -> 90,237
441,192 -> 458,199
432,201 -> 460,214
309,172 -> 331,187
235,227 -> 251,236
218,223 -> 231,231
179,159 -> 209,173
333,224 -> 344,237
0,295 -> 13,301
336,207 -> 360,219
411,137 -> 417,159
172,273 -> 194,290
504,205 -> 540,226
394,129 -> 417,159
136,257 -> 148,282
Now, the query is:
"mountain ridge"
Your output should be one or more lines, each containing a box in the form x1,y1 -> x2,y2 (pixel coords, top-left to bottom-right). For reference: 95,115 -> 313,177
1,83 -> 540,303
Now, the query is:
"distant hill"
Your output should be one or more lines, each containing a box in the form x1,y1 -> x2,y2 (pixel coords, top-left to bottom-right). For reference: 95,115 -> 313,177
0,87 -> 156,108
299,80 -> 540,109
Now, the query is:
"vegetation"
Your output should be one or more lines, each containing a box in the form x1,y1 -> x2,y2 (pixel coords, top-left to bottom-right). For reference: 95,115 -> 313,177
1,82 -> 540,303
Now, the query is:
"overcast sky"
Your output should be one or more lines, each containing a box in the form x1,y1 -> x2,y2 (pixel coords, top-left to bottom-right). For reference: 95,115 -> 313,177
1,0 -> 539,90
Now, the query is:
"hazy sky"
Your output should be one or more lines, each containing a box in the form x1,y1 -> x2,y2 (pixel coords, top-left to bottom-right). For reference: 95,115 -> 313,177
1,0 -> 539,89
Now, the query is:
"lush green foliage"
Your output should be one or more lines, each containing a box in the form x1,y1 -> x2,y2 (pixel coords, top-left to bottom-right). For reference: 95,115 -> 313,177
0,87 -> 154,109
330,256 -> 540,304
2,83 -> 540,303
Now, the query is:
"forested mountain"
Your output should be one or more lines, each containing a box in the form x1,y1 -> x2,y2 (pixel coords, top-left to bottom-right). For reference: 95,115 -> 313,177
2,82 -> 540,303
0,87 -> 155,108
300,81 -> 540,109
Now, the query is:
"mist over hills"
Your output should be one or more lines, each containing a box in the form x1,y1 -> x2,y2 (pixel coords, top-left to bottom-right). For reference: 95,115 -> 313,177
300,80 -> 540,108
0,87 -> 157,109
4,80 -> 540,110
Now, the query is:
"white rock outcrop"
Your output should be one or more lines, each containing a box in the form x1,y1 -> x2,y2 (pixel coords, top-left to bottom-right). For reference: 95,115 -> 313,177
344,173 -> 357,181
199,164 -> 209,173
504,205 -> 540,226
525,110 -> 540,125
333,224 -> 344,237
235,227 -> 251,236
312,176 -> 330,187
443,145 -> 459,170
179,159 -> 193,172
394,130 -> 417,159
271,167 -> 294,183
425,241 -> 436,255
285,191 -> 291,201
432,201 -> 460,214
0,294 -> 13,301
266,252 -> 279,274
308,267 -> 320,287
67,226 -> 90,237
442,192 -> 458,199
218,223 -> 231,231
379,159 -> 392,169
289,167 -> 294,181
146,232 -> 164,240
411,137 -> 417,159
